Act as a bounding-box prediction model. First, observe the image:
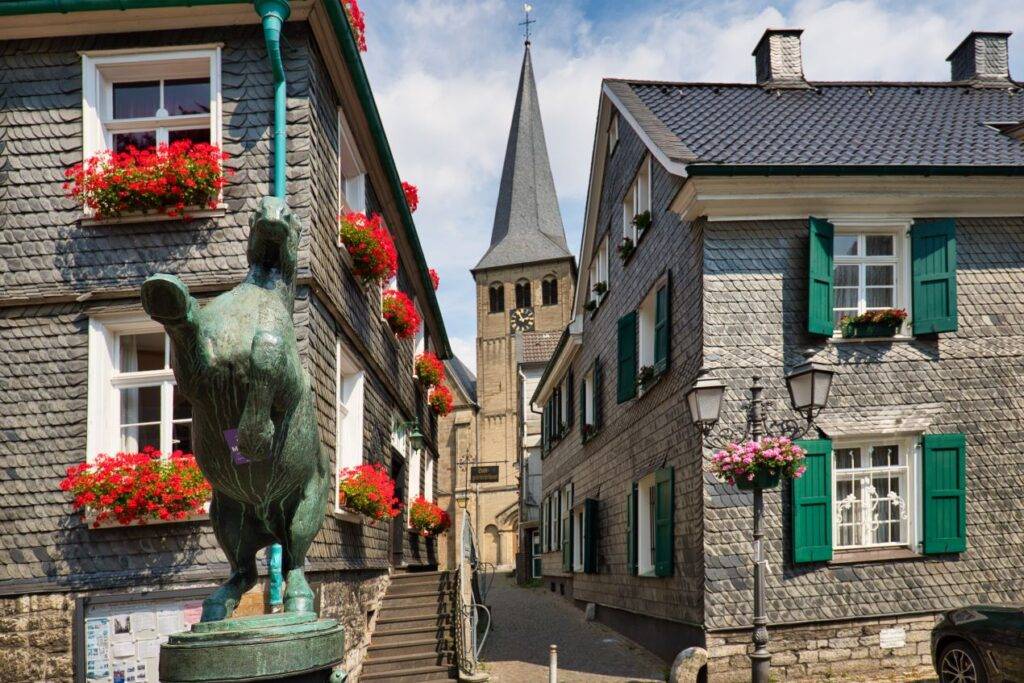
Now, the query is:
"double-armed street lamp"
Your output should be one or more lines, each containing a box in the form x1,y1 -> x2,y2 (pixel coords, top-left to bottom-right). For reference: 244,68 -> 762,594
685,359 -> 835,683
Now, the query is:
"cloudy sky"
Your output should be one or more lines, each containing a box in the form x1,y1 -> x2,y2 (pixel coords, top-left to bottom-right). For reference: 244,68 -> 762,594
360,0 -> 1024,372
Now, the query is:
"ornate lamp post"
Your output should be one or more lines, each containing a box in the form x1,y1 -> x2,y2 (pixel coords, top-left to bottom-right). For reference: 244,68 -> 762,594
685,362 -> 835,683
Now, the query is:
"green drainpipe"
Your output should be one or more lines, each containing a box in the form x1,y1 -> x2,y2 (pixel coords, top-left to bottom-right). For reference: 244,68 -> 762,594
254,0 -> 290,199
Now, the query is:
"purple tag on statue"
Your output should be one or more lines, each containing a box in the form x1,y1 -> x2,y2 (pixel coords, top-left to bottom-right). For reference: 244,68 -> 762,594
223,428 -> 249,465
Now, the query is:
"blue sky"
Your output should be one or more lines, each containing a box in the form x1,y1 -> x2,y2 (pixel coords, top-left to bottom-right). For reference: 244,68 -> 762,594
360,0 -> 1024,371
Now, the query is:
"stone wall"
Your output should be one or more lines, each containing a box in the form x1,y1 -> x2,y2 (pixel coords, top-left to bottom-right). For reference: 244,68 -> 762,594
0,594 -> 74,683
706,613 -> 938,682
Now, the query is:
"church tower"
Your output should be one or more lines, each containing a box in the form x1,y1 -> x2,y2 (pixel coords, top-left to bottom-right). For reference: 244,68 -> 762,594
469,42 -> 575,569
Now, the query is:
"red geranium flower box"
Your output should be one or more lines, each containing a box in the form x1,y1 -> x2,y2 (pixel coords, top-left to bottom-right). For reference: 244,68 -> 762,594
428,384 -> 454,417
339,212 -> 398,286
415,351 -> 445,388
402,181 -> 419,213
338,463 -> 402,521
409,496 -> 450,537
342,0 -> 367,52
382,289 -> 421,339
60,447 -> 212,527
64,141 -> 230,220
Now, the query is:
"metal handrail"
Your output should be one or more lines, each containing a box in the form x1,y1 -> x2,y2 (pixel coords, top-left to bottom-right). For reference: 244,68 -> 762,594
451,510 -> 493,676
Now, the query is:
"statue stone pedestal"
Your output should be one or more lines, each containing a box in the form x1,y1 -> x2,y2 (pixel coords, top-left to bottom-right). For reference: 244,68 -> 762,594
159,612 -> 345,683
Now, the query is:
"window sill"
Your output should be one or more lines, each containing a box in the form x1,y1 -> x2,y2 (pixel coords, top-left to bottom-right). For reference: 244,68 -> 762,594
332,508 -> 382,526
828,335 -> 913,345
829,547 -> 920,565
80,204 -> 228,227
637,371 -> 666,398
638,570 -> 658,578
83,506 -> 209,529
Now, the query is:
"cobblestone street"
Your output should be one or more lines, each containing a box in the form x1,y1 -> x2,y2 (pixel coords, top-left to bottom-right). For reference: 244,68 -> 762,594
479,575 -> 666,682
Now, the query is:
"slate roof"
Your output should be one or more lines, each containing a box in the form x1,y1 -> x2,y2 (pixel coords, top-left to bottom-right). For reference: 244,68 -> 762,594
445,355 -> 477,405
474,44 -> 571,272
608,79 -> 1024,170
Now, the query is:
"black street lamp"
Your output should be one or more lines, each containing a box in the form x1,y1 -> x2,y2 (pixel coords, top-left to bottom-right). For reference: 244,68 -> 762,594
685,363 -> 834,683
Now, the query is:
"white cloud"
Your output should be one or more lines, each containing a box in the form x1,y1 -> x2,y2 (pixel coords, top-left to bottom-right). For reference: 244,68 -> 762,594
361,0 -> 1024,362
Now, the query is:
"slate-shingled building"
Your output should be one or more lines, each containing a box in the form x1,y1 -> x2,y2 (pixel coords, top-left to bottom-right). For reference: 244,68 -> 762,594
532,29 -> 1024,681
0,2 -> 450,681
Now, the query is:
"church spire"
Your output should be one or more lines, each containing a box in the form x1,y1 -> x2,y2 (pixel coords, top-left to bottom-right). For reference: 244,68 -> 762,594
473,42 -> 570,273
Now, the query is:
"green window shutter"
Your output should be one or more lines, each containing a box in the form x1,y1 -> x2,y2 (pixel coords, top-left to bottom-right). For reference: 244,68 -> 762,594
583,498 -> 598,574
653,283 -> 670,373
593,359 -> 604,428
617,312 -> 638,403
912,219 -> 958,335
562,511 -> 572,571
922,433 -> 967,554
567,369 -> 575,428
541,405 -> 549,453
807,217 -> 834,336
541,498 -> 547,550
579,380 -> 587,437
654,467 -> 674,577
792,439 -> 833,563
626,483 -> 637,576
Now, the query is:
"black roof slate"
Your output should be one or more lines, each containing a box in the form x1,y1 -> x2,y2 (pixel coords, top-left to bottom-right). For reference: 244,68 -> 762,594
615,79 -> 1024,168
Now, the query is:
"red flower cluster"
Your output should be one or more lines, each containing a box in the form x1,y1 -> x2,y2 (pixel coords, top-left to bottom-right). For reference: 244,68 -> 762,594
338,463 -> 401,520
382,289 -> 421,339
64,141 -> 230,219
342,0 -> 367,52
339,212 -> 398,286
402,181 -> 419,213
428,268 -> 440,291
60,447 -> 211,527
428,384 -> 454,416
415,351 -> 445,388
408,496 -> 450,537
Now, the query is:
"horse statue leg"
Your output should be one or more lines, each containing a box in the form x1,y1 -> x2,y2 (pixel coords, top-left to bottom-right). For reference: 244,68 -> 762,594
282,460 -> 329,613
236,330 -> 286,462
201,491 -> 274,622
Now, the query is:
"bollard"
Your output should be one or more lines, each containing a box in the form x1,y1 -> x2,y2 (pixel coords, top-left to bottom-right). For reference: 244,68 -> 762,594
548,644 -> 557,683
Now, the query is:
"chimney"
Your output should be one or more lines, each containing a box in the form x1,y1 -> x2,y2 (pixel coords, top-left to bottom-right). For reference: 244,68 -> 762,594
752,29 -> 808,88
947,31 -> 1012,84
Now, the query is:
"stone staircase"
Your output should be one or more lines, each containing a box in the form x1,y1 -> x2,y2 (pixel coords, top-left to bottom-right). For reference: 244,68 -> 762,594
360,570 -> 457,682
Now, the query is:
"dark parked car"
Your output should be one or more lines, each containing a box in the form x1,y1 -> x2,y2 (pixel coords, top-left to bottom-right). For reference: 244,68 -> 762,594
932,606 -> 1024,682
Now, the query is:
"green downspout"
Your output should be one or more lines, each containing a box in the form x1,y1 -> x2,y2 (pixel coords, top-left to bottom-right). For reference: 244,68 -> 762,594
254,0 -> 290,199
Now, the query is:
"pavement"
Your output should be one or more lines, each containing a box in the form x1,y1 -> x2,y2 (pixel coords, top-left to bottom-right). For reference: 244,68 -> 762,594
478,574 -> 666,683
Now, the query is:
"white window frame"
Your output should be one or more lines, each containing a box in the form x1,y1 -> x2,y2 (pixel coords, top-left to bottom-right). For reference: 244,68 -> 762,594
607,111 -> 619,157
832,435 -> 920,552
588,236 -> 609,308
831,219 -> 912,337
337,108 -> 367,216
408,446 -> 422,505
572,504 -> 585,572
583,367 -> 595,427
334,337 -> 366,512
637,275 -> 668,372
622,155 -> 652,243
424,456 -> 435,502
636,471 -> 658,576
559,376 -> 569,430
86,313 -> 188,461
553,488 -> 561,548
82,45 -> 222,161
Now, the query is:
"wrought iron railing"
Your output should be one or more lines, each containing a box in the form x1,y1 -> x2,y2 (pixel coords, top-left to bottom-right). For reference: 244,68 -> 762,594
449,510 -> 492,675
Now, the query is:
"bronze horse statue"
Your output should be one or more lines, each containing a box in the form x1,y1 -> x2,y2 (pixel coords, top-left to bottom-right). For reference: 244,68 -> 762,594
141,197 -> 328,622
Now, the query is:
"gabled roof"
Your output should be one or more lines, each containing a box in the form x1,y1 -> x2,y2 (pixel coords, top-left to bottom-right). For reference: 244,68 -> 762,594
474,43 -> 571,273
606,78 -> 1024,172
445,356 -> 477,406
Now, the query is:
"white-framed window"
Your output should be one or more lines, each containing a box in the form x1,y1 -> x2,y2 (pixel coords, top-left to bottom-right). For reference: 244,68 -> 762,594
334,337 -> 366,509
86,314 -> 191,460
424,456 -> 434,502
636,471 -> 657,575
572,504 -> 585,572
588,236 -> 609,307
622,155 -> 651,243
637,276 -> 668,371
82,45 -> 222,159
553,488 -> 561,548
583,367 -> 595,427
413,300 -> 426,359
338,108 -> 367,215
561,483 -> 573,554
832,221 -> 912,333
607,111 -> 619,157
833,437 -> 918,551
408,446 -> 422,505
559,375 -> 570,430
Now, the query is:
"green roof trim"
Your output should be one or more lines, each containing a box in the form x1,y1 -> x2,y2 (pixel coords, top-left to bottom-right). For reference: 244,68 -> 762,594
0,0 -> 452,358
686,163 -> 1024,177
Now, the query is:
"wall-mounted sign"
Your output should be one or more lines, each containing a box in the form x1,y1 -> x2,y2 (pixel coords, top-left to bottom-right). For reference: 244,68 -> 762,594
879,626 -> 906,649
470,465 -> 500,483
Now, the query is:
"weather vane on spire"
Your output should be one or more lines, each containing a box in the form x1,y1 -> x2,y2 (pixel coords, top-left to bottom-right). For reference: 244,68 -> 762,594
520,3 -> 535,45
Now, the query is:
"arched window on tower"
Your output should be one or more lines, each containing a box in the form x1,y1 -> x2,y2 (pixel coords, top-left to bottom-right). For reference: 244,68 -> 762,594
489,283 -> 505,313
541,275 -> 558,306
515,279 -> 532,309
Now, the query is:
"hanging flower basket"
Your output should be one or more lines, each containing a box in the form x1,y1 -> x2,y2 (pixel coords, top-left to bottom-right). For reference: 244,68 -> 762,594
338,463 -> 402,521
402,181 -> 419,213
409,496 -> 450,537
840,308 -> 908,339
382,289 -> 421,338
339,212 -> 398,286
342,0 -> 367,52
711,437 -> 806,491
64,141 -> 230,220
415,351 -> 445,388
429,384 -> 454,416
60,447 -> 212,527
